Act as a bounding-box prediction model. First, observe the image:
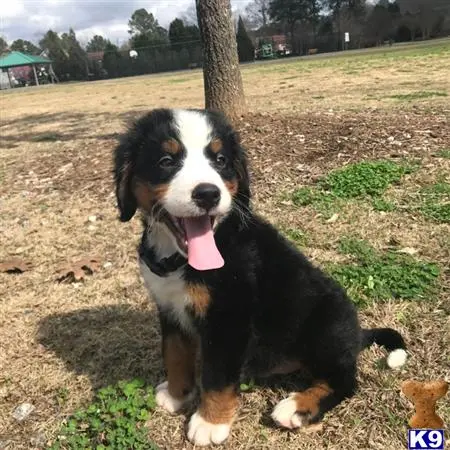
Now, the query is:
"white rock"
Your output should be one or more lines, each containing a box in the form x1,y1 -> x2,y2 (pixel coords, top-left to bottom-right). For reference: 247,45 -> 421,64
12,403 -> 35,422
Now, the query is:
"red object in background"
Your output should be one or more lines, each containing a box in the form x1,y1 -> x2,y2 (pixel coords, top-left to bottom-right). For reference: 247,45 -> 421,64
10,65 -> 32,82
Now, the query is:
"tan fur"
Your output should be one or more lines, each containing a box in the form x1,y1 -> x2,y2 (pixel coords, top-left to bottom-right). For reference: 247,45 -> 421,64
162,139 -> 181,154
187,283 -> 210,316
133,181 -> 168,211
293,382 -> 333,417
199,386 -> 239,424
164,333 -> 198,399
210,138 -> 223,153
225,179 -> 239,196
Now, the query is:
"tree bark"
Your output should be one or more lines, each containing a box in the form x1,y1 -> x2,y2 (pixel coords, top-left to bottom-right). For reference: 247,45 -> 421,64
196,0 -> 246,121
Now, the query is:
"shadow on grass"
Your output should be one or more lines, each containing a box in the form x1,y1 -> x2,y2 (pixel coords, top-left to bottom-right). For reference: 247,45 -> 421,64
0,109 -> 149,146
37,305 -> 164,389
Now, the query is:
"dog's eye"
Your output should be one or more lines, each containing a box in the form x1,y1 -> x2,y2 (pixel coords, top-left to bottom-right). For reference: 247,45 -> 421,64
159,156 -> 175,168
216,154 -> 227,168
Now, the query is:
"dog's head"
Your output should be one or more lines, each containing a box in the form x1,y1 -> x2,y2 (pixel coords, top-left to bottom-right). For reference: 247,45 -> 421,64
113,108 -> 250,265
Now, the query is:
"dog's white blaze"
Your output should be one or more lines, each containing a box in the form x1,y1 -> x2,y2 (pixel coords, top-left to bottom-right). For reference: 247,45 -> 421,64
174,109 -> 212,151
163,109 -> 232,217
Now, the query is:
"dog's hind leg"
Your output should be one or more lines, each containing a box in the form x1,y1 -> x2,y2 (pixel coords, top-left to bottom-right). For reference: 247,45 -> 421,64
271,362 -> 357,429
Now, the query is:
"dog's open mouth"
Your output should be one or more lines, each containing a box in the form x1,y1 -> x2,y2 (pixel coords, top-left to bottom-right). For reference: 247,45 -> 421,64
162,211 -> 224,271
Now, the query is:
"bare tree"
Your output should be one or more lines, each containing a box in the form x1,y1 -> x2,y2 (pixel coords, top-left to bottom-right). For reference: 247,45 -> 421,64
245,0 -> 270,29
196,0 -> 246,120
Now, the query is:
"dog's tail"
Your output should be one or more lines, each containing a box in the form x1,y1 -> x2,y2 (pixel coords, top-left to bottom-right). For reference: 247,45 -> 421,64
360,328 -> 407,369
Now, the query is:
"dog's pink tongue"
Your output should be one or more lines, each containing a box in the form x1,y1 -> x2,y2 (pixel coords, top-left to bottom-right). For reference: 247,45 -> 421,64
183,216 -> 224,271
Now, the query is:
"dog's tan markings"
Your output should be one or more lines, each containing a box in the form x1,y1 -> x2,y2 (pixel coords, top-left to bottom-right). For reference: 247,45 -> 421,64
292,382 -> 333,417
199,386 -> 239,424
187,283 -> 210,316
225,179 -> 238,196
152,183 -> 169,202
210,138 -> 223,154
162,138 -> 181,154
164,333 -> 198,399
133,181 -> 169,210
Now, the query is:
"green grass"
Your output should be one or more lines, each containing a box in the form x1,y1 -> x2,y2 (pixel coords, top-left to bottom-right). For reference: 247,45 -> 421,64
436,149 -> 450,159
291,187 -> 341,218
371,197 -> 396,212
389,91 -> 448,101
291,160 -> 415,217
283,228 -> 309,247
419,182 -> 450,223
31,132 -> 62,142
327,237 -> 440,306
49,379 -> 158,450
321,160 -> 415,198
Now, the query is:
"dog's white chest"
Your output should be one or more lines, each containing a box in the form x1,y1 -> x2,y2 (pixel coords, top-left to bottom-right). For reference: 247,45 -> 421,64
139,260 -> 194,333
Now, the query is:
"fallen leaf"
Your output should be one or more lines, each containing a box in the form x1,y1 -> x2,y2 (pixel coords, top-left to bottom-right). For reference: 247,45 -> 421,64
0,258 -> 33,273
56,257 -> 101,282
326,213 -> 339,223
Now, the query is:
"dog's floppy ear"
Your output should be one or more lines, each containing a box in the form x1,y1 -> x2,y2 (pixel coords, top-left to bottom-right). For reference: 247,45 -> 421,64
114,140 -> 137,222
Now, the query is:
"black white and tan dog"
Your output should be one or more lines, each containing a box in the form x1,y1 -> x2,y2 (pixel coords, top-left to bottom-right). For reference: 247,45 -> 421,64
113,108 -> 407,446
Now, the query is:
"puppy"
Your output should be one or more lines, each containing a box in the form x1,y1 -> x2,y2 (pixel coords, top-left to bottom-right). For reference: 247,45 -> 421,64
113,108 -> 407,446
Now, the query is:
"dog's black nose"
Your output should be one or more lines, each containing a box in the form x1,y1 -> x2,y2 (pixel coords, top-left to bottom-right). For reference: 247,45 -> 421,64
192,183 -> 221,211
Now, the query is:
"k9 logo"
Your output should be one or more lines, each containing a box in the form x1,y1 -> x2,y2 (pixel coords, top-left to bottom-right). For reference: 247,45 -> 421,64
408,429 -> 444,450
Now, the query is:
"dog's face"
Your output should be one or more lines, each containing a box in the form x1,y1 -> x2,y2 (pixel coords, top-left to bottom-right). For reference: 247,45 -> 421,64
114,108 -> 249,259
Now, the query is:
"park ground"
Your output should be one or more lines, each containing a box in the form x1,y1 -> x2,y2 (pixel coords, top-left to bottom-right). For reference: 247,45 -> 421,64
0,39 -> 449,449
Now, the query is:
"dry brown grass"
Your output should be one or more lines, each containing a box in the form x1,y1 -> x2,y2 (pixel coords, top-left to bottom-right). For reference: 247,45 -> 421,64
1,41 -> 449,449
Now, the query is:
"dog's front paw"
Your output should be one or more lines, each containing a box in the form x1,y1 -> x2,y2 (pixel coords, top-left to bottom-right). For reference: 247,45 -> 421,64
155,381 -> 194,414
271,394 -> 305,429
187,411 -> 231,446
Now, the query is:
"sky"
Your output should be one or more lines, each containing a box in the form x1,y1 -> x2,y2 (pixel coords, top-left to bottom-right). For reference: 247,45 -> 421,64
1,0 -> 252,46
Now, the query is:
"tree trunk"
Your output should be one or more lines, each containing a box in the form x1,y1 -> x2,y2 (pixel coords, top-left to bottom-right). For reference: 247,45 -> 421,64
196,0 -> 246,121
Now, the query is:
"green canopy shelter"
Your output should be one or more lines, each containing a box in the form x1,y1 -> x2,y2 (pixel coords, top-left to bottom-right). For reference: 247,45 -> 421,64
0,51 -> 55,88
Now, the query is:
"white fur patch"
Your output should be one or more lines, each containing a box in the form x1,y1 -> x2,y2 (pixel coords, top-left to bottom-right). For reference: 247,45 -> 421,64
271,394 -> 305,429
387,348 -> 407,369
155,381 -> 195,413
187,411 -> 231,446
163,109 -> 232,218
139,258 -> 194,334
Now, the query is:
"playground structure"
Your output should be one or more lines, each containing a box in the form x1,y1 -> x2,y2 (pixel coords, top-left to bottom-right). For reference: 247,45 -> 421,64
255,35 -> 292,60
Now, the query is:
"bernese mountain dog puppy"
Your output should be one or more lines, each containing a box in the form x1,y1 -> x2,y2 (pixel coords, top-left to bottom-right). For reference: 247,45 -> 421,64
113,108 -> 407,447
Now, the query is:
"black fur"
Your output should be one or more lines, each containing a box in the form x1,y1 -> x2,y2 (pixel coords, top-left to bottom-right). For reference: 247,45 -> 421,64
114,108 -> 407,431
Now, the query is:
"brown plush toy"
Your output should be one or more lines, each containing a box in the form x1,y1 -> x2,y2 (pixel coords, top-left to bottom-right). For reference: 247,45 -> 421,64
401,380 -> 449,429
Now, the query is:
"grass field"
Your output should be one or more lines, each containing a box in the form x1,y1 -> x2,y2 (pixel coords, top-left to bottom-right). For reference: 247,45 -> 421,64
0,39 -> 449,450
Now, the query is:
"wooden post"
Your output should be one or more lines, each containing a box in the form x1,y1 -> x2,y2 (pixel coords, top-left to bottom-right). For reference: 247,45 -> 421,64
6,69 -> 13,89
32,64 -> 39,86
